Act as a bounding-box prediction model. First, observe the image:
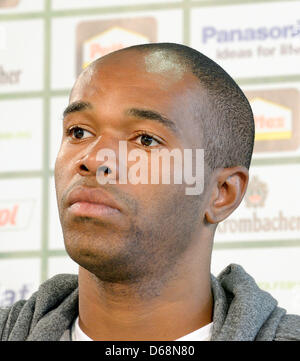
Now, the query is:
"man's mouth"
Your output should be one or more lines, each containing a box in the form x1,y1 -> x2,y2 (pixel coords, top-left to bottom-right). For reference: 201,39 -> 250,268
69,202 -> 120,218
67,186 -> 121,219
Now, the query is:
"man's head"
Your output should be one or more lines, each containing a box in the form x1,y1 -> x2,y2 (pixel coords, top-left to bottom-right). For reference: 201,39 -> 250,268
55,43 -> 254,290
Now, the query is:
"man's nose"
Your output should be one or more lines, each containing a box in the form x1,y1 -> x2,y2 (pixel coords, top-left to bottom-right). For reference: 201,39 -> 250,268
76,135 -> 119,180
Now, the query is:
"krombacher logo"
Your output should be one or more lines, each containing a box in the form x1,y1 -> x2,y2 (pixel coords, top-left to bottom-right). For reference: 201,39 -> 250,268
245,176 -> 268,208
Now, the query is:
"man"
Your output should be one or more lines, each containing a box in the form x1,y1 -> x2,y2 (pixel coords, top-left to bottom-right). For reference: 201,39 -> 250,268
0,43 -> 299,341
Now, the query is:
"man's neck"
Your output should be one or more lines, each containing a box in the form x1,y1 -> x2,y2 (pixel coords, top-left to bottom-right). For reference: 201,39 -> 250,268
77,246 -> 213,341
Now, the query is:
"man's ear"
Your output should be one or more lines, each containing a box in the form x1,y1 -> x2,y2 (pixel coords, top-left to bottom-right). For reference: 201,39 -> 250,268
205,166 -> 249,224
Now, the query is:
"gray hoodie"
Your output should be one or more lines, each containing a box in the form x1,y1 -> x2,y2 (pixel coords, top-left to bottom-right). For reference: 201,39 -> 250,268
0,263 -> 299,341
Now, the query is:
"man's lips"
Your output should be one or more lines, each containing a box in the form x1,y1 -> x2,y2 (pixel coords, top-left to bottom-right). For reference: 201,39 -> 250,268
67,186 -> 121,218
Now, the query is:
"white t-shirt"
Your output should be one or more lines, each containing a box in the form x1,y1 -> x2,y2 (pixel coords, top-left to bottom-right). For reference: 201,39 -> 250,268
71,316 -> 213,341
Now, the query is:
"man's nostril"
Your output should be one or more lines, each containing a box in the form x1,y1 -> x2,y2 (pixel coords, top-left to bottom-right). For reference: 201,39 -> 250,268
80,164 -> 89,171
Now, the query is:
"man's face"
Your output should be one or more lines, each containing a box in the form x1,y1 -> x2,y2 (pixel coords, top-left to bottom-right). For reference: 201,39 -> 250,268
55,49 -> 207,285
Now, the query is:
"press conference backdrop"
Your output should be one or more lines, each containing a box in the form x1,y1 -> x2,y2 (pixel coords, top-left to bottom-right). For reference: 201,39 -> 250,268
1,0 -> 300,314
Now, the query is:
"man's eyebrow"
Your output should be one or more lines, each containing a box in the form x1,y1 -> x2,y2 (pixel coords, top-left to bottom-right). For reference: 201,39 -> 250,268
125,108 -> 179,135
62,101 -> 92,118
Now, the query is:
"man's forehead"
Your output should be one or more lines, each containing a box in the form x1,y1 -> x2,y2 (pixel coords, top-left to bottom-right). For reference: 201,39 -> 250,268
70,49 -> 204,138
144,49 -> 189,82
72,49 -> 198,100
85,49 -> 189,82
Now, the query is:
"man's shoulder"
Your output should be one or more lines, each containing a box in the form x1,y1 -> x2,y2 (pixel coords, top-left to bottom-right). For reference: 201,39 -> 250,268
0,299 -> 26,326
212,264 -> 300,341
40,273 -> 78,291
275,313 -> 300,341
2,273 -> 78,310
0,273 -> 78,341
8,272 -> 78,312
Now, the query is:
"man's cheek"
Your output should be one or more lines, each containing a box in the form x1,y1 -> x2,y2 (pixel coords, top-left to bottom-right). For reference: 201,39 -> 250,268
55,146 -> 72,178
55,149 -> 64,175
54,155 -> 68,200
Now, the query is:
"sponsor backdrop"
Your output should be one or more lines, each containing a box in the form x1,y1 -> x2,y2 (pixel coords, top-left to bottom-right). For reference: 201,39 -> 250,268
0,0 -> 300,315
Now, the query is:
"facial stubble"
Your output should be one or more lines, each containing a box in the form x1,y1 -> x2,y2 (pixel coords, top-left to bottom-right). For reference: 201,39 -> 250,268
60,184 -> 202,299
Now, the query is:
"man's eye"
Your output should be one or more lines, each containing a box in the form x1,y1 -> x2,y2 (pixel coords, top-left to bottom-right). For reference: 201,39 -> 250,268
135,133 -> 161,147
67,127 -> 93,140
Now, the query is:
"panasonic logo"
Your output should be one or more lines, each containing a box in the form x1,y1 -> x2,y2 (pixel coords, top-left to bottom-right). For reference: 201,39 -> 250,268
202,21 -> 300,44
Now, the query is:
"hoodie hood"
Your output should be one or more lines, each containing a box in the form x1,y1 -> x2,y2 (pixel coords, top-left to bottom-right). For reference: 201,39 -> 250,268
210,263 -> 286,340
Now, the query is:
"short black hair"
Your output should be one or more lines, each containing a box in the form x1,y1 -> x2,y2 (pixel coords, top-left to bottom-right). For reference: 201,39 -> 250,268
117,42 -> 255,171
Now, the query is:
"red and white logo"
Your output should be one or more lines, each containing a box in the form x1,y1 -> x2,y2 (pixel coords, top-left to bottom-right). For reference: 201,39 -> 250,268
82,27 -> 150,69
250,97 -> 292,141
0,199 -> 35,231
0,0 -> 19,8
76,17 -> 157,75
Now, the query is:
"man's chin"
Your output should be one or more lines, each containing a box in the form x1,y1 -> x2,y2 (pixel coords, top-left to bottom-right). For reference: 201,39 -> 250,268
63,237 -> 146,283
69,253 -> 144,284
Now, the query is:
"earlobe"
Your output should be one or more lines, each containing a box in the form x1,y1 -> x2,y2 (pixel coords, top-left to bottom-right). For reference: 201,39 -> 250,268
205,167 -> 249,224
